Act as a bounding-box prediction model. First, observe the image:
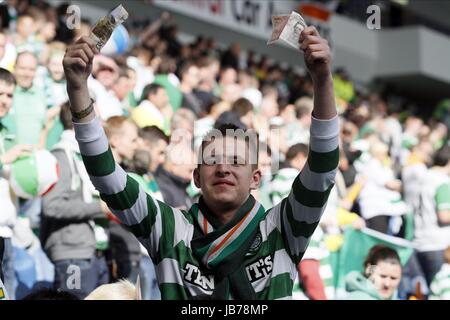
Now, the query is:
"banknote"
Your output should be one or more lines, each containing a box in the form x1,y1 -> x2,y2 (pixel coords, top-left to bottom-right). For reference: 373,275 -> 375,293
268,11 -> 307,50
267,15 -> 289,45
90,4 -> 129,51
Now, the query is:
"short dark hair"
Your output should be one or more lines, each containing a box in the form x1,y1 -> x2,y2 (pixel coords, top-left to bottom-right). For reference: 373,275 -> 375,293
140,83 -> 163,103
0,68 -> 16,86
433,144 -> 450,167
199,123 -> 259,169
363,245 -> 401,277
59,101 -> 72,130
178,60 -> 197,79
286,143 -> 309,162
139,125 -> 170,145
232,98 -> 253,117
130,149 -> 152,176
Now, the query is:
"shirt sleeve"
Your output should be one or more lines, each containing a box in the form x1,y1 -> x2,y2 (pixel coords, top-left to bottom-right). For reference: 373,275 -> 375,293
435,183 -> 450,211
274,115 -> 339,264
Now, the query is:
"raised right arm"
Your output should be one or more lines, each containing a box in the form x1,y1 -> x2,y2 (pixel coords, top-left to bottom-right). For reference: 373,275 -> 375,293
63,37 -> 190,260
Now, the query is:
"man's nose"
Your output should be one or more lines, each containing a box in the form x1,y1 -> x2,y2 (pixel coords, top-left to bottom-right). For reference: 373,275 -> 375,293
215,163 -> 231,176
382,279 -> 392,288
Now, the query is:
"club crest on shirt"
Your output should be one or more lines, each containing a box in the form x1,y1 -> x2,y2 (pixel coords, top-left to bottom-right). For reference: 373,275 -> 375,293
248,231 -> 262,253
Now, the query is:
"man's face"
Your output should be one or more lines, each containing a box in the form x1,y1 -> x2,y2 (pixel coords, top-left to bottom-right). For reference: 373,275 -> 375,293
47,54 -> 64,82
147,139 -> 168,172
220,68 -> 237,86
0,81 -> 15,118
260,97 -> 279,119
113,76 -> 131,101
149,88 -> 169,110
171,152 -> 196,182
194,136 -> 261,209
15,53 -> 37,89
96,64 -> 119,89
17,17 -> 35,39
112,121 -> 140,161
367,261 -> 402,299
183,66 -> 200,88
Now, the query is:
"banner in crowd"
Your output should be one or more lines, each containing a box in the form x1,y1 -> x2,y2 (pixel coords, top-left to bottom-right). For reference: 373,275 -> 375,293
330,227 -> 414,296
297,0 -> 338,47
152,0 -> 298,41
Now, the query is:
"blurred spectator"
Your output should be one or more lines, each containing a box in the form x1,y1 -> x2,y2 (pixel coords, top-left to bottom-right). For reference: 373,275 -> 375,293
104,116 -> 140,170
41,102 -> 110,299
111,65 -> 134,115
131,83 -> 170,132
358,140 -> 409,235
155,138 -> 195,210
103,116 -> 142,285
429,247 -> 450,300
345,245 -> 402,300
413,145 -> 450,285
88,55 -> 121,120
285,97 -> 313,147
0,30 -> 17,71
178,60 -> 203,117
221,42 -> 241,70
3,51 -> 47,149
0,67 -> 31,300
153,56 -> 181,112
139,125 -> 170,174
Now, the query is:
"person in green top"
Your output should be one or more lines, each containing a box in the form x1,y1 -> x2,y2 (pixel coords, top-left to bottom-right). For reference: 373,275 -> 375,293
0,67 -> 33,300
345,245 -> 402,300
2,51 -> 48,150
64,26 -> 339,300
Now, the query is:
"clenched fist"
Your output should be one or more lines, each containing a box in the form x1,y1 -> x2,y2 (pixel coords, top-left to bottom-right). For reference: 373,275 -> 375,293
299,26 -> 332,83
63,36 -> 99,90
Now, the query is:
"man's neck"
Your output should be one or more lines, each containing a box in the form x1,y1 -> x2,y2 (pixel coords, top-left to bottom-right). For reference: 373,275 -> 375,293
203,196 -> 250,225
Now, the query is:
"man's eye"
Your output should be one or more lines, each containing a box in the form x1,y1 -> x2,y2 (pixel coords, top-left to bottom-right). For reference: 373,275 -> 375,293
204,157 -> 217,165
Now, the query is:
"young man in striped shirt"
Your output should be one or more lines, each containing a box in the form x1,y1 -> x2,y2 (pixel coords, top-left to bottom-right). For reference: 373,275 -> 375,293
63,26 -> 339,300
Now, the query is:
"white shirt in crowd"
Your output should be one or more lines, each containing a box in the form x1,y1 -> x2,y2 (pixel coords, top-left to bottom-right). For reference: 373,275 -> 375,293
413,169 -> 450,252
88,76 -> 124,120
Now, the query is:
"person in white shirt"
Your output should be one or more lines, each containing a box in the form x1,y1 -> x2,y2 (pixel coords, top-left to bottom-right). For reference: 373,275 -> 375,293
88,55 -> 123,120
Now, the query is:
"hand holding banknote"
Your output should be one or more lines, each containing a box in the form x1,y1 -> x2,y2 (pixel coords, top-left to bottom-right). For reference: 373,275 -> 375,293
268,11 -> 331,82
63,36 -> 99,90
64,4 -> 128,90
299,26 -> 332,83
63,4 -> 128,123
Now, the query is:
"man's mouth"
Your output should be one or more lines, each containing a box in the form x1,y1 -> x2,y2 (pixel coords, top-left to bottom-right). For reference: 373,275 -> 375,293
213,180 -> 234,186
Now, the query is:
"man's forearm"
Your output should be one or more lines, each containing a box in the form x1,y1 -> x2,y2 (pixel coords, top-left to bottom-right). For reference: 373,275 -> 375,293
67,83 -> 96,123
312,76 -> 337,120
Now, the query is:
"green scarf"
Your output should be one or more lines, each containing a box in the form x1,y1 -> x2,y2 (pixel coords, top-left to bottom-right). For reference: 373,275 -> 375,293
190,195 -> 266,300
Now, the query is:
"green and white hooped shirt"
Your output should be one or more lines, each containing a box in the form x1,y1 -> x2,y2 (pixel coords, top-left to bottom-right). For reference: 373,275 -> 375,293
73,115 -> 339,300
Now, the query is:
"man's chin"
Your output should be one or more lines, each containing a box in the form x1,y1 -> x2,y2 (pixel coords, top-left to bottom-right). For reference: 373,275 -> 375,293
379,291 -> 392,299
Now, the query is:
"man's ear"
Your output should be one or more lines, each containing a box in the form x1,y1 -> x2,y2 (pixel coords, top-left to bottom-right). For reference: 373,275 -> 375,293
109,135 -> 119,149
193,167 -> 201,188
250,168 -> 262,190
